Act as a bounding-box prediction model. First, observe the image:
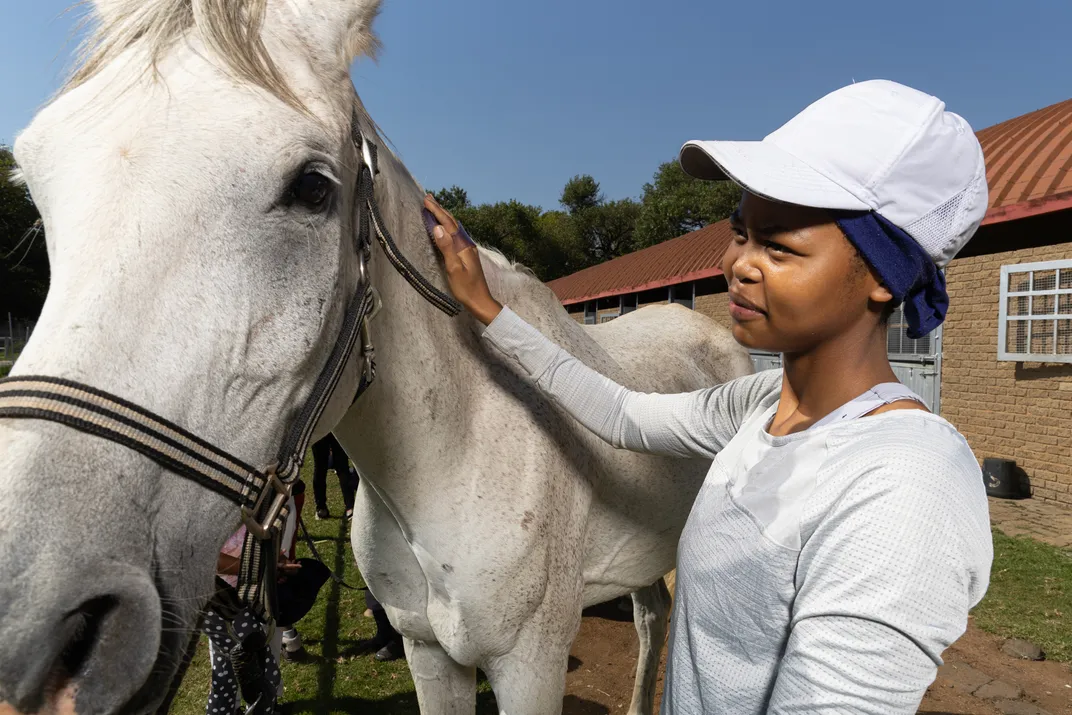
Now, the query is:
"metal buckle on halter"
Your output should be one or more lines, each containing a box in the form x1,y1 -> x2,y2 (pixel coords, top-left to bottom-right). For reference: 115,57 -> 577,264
360,135 -> 375,176
239,466 -> 293,541
368,286 -> 383,321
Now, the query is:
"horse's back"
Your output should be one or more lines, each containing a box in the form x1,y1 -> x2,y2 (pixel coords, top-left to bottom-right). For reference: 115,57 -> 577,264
582,303 -> 753,393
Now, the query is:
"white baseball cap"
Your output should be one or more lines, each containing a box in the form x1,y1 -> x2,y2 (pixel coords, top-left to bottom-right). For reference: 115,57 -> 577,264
679,79 -> 989,268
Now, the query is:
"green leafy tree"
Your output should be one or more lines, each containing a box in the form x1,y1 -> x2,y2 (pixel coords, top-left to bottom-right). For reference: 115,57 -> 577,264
559,175 -> 641,264
560,174 -> 602,214
431,184 -> 470,213
0,147 -> 47,320
633,160 -> 740,249
428,186 -> 589,282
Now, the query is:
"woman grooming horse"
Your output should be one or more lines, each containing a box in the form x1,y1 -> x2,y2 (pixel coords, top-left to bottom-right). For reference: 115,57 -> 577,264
426,79 -> 993,713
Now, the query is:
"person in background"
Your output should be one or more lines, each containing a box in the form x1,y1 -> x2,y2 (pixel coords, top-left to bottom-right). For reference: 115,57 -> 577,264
279,480 -> 308,662
310,433 -> 358,520
356,589 -> 405,662
203,525 -> 297,715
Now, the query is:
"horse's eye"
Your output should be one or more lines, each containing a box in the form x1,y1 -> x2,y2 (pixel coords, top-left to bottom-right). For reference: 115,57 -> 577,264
290,172 -> 333,209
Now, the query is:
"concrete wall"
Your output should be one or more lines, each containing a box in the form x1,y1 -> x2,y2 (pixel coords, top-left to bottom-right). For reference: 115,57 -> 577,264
941,235 -> 1072,506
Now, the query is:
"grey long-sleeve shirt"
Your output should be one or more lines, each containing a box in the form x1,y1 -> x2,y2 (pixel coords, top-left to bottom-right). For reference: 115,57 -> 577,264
483,306 -> 993,714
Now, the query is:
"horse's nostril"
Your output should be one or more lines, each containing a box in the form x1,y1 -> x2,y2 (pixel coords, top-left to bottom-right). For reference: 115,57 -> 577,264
59,595 -> 118,680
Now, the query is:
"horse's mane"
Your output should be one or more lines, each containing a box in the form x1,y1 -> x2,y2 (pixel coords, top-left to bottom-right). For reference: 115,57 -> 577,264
477,245 -> 569,318
65,0 -> 380,109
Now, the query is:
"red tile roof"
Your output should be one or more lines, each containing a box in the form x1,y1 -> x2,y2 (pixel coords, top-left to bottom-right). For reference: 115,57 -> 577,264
548,220 -> 733,305
548,97 -> 1072,303
979,97 -> 1072,224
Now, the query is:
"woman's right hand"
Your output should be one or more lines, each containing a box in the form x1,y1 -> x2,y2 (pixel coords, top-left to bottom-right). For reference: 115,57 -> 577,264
423,194 -> 503,326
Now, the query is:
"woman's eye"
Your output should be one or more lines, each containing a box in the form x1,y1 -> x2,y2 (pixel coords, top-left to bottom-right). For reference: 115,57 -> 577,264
290,172 -> 333,209
765,241 -> 791,255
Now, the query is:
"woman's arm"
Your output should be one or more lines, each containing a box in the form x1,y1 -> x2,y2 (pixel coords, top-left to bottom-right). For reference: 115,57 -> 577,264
423,194 -> 778,459
484,305 -> 778,458
766,454 -> 992,713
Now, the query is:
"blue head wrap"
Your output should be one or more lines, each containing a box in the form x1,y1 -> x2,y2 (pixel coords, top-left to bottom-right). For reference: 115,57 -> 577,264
833,211 -> 947,339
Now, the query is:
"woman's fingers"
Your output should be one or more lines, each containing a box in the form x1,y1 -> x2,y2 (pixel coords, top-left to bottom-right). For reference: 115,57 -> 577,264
423,194 -> 458,233
422,193 -> 503,325
431,224 -> 464,273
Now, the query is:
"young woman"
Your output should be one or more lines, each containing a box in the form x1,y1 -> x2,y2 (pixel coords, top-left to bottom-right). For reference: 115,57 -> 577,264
423,79 -> 994,713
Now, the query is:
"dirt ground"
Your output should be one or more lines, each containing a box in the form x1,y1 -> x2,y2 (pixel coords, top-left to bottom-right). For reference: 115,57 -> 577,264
561,604 -> 1072,715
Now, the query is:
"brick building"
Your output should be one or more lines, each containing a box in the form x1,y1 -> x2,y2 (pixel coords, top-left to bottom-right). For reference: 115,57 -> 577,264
548,97 -> 1072,506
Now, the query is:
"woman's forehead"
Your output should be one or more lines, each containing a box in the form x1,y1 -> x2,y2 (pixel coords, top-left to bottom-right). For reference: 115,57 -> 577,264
738,191 -> 833,229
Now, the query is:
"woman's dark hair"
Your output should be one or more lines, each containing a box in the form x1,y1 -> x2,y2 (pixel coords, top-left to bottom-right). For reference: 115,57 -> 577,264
851,248 -> 897,324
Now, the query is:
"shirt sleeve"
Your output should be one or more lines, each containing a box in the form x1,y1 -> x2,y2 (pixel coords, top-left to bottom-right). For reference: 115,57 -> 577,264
481,305 -> 779,460
766,454 -> 993,714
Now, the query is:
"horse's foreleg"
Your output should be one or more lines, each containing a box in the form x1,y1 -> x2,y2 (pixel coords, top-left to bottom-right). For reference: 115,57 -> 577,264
482,610 -> 579,715
627,578 -> 672,715
406,638 -> 477,715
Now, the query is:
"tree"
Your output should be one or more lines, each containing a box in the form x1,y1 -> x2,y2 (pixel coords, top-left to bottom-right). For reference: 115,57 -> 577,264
633,160 -> 740,249
428,187 -> 588,282
431,185 -> 470,213
560,175 -> 641,265
560,174 -> 602,214
0,147 -> 47,320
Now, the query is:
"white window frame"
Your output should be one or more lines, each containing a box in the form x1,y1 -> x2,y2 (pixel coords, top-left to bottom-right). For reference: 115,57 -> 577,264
997,258 -> 1072,364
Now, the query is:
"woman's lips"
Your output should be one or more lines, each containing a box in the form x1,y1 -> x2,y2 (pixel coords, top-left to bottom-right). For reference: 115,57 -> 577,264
728,293 -> 766,321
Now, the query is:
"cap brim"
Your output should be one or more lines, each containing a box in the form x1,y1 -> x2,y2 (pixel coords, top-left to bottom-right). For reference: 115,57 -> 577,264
678,140 -> 869,212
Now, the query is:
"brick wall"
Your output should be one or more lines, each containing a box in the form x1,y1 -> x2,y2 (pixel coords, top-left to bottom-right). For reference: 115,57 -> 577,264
695,291 -> 732,331
941,234 -> 1072,506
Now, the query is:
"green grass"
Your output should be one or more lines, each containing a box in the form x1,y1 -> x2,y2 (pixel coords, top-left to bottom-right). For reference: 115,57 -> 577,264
168,455 -> 495,715
168,473 -> 1072,713
972,527 -> 1072,663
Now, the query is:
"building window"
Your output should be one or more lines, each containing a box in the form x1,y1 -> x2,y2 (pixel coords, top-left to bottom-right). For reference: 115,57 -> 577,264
584,300 -> 596,325
998,259 -> 1072,363
886,303 -> 936,359
670,283 -> 695,310
621,294 -> 638,314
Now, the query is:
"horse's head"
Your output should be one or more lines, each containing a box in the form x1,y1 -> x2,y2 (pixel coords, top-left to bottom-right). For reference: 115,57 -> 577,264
0,1 -> 383,711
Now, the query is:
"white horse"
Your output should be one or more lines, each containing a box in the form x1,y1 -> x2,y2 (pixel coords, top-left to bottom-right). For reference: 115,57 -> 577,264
0,1 -> 753,713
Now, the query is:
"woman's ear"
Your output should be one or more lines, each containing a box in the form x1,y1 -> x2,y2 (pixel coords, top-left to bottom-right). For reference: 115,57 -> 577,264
870,282 -> 894,305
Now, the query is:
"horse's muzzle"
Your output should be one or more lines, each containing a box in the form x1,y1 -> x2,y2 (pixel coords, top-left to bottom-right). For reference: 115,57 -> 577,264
0,563 -> 163,715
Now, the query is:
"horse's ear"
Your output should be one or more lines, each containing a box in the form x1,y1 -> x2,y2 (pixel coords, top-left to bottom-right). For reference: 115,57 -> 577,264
268,0 -> 382,72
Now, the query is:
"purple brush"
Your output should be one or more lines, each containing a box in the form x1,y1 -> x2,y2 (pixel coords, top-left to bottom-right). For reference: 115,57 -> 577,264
422,207 -> 477,252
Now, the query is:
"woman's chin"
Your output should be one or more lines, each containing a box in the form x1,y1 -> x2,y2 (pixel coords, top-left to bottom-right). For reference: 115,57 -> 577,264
731,323 -> 773,353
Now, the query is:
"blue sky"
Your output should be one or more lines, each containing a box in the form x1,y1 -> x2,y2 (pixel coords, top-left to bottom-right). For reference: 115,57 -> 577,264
2,1 -> 1070,210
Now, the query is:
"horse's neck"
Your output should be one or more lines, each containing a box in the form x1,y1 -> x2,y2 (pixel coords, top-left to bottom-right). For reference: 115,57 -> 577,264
364,161 -> 475,382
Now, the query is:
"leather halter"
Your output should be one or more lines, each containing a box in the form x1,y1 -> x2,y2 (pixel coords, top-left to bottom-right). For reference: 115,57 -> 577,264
0,106 -> 461,621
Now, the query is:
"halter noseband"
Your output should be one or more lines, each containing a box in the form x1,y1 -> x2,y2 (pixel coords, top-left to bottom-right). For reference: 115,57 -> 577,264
0,104 -> 461,621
